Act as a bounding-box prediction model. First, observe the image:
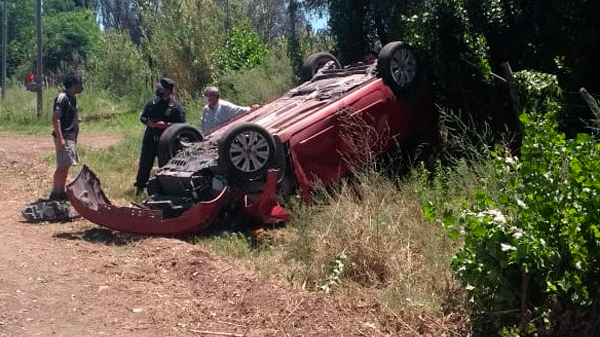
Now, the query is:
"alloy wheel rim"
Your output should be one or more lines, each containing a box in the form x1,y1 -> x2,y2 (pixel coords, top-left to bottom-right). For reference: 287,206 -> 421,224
229,130 -> 270,173
390,48 -> 417,87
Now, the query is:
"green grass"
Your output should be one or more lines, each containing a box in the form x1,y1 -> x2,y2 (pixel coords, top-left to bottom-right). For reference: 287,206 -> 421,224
0,83 -> 141,134
0,83 -> 53,134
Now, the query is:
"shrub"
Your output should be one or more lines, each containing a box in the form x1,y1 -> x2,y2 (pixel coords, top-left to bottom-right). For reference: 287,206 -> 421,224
88,31 -> 152,106
212,26 -> 269,74
427,72 -> 600,335
214,42 -> 294,106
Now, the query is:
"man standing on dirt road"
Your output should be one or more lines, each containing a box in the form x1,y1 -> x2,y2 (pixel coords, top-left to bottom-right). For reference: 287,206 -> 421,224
49,72 -> 84,201
134,77 -> 186,195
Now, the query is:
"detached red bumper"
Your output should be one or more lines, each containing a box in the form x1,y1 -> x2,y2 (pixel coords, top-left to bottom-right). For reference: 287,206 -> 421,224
66,165 -> 289,235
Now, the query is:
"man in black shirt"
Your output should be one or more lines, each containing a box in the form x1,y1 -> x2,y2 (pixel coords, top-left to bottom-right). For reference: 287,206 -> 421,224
49,73 -> 84,201
134,77 -> 186,194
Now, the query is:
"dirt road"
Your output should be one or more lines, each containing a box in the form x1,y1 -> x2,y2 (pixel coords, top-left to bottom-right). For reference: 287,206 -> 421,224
0,134 -> 379,337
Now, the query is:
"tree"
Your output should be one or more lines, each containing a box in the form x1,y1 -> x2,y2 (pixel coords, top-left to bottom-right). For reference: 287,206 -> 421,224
1,0 -> 101,80
303,0 -> 422,63
94,0 -> 146,43
43,0 -> 94,15
328,0 -> 369,63
464,0 -> 600,135
0,0 -> 36,78
10,9 -> 101,82
246,0 -> 290,42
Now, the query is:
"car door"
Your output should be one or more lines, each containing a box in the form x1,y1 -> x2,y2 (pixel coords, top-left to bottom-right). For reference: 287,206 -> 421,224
287,81 -> 391,193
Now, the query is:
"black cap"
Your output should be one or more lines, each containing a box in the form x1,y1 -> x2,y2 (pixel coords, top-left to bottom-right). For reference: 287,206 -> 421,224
157,77 -> 175,91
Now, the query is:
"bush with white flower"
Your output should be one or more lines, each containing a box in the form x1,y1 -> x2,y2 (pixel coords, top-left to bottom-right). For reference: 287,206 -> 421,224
424,73 -> 600,334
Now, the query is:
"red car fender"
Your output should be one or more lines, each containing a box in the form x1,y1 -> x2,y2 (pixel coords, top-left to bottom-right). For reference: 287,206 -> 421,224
242,169 -> 290,223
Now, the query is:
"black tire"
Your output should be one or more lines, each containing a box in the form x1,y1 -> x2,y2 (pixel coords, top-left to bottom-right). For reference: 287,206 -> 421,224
219,123 -> 276,181
157,124 -> 203,167
377,41 -> 420,100
300,52 -> 341,83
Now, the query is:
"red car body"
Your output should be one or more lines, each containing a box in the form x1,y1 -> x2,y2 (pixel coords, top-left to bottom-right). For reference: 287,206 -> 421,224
67,42 -> 436,234
210,71 -> 433,198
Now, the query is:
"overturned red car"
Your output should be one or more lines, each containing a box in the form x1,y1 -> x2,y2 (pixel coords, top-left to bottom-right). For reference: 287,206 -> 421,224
67,41 -> 437,235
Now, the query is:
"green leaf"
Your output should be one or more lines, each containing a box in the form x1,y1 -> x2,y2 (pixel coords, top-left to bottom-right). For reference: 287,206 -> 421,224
448,229 -> 460,240
576,133 -> 591,143
590,225 -> 600,239
423,202 -> 435,221
472,224 -> 487,238
443,216 -> 456,228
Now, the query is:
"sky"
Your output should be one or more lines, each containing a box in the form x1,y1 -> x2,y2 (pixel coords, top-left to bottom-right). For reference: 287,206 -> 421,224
309,13 -> 328,30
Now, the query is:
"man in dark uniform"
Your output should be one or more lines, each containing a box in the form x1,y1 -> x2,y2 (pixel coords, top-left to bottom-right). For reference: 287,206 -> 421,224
134,77 -> 186,195
49,72 -> 84,201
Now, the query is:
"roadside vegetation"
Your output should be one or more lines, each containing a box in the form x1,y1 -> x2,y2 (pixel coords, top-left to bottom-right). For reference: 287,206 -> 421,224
2,0 -> 600,335
427,73 -> 600,336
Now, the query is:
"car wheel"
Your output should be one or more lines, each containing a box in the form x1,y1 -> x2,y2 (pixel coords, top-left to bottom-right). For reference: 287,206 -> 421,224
377,41 -> 419,99
219,123 -> 276,181
158,124 -> 203,167
300,52 -> 341,83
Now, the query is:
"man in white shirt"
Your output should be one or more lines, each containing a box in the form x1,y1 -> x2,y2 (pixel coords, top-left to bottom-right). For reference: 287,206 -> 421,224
201,87 -> 251,133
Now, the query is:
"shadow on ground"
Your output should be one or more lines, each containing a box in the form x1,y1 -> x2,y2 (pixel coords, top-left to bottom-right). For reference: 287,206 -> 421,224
54,227 -> 143,246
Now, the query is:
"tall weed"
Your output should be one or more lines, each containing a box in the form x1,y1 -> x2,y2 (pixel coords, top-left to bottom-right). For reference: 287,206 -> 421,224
291,169 -> 457,301
141,0 -> 225,96
216,164 -> 469,335
0,82 -> 51,133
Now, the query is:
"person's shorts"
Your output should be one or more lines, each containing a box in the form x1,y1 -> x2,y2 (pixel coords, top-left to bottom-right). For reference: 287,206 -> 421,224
54,138 -> 78,167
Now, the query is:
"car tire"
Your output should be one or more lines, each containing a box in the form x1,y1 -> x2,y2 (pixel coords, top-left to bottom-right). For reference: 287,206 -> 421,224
157,124 -> 203,167
300,52 -> 341,83
219,123 -> 277,181
377,41 -> 420,100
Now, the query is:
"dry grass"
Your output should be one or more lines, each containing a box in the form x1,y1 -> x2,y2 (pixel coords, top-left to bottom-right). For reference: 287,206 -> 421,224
196,110 -> 474,334
224,166 -> 471,335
